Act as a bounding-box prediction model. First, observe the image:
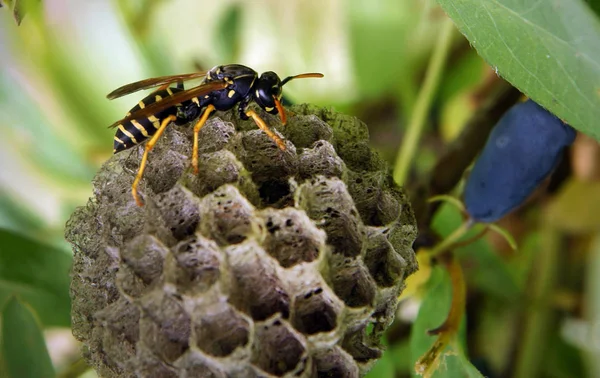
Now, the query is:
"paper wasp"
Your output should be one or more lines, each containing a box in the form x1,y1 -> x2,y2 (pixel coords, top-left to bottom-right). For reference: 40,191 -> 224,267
107,64 -> 324,206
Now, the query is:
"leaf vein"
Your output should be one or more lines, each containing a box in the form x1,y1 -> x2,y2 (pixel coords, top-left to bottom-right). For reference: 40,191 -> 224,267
488,0 -> 600,71
479,1 -> 587,126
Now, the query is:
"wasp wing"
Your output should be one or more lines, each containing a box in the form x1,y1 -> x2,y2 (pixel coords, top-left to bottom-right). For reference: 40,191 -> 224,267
108,81 -> 228,128
107,72 -> 209,99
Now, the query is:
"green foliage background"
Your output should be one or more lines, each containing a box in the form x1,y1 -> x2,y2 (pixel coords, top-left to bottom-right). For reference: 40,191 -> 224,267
1,0 -> 599,377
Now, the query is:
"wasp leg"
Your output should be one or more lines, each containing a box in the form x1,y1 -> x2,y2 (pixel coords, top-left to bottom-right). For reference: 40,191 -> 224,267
131,114 -> 177,206
192,104 -> 216,174
246,109 -> 286,151
237,96 -> 252,120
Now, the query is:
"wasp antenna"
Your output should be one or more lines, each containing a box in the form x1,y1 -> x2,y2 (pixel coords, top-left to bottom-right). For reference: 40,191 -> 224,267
281,73 -> 324,86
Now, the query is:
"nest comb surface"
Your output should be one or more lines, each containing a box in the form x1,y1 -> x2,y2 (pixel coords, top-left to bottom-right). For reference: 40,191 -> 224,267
65,104 -> 418,378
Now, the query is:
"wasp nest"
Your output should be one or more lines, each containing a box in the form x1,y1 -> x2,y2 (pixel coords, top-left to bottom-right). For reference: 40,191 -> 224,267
65,104 -> 417,378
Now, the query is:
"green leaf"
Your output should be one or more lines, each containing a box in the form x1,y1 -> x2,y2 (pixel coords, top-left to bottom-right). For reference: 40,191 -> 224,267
0,0 -> 41,25
583,0 -> 600,18
0,64 -> 98,184
347,0 -> 440,106
438,0 -> 600,140
1,297 -> 55,378
215,4 -> 243,63
438,49 -> 487,103
365,347 -> 395,378
410,267 -> 484,378
584,234 -> 600,377
432,204 -> 522,300
541,333 -> 586,378
389,340 -> 412,374
0,192 -> 45,237
0,229 -> 71,327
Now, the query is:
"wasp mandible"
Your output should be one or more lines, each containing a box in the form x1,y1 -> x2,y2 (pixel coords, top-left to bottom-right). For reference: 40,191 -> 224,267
107,64 -> 324,206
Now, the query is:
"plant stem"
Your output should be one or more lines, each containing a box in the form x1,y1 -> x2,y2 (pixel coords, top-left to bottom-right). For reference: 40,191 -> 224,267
514,225 -> 560,378
427,221 -> 470,259
394,17 -> 454,186
584,234 -> 600,377
415,255 -> 466,377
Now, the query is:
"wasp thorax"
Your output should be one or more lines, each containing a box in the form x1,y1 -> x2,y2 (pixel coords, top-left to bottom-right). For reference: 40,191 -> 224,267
66,104 -> 417,377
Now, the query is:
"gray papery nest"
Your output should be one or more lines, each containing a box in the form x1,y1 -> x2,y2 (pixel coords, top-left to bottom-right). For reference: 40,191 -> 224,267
65,104 -> 417,378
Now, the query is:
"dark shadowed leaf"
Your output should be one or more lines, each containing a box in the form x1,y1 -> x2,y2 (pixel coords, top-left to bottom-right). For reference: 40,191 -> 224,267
542,333 -> 586,378
1,297 -> 55,378
438,0 -> 600,140
583,0 -> 600,17
0,229 -> 71,327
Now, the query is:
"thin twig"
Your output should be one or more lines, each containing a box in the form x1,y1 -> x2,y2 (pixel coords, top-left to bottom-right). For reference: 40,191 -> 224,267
394,17 -> 455,186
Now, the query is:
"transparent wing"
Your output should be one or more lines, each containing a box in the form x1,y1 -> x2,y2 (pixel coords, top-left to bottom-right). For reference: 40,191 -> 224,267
108,81 -> 228,128
106,72 -> 209,99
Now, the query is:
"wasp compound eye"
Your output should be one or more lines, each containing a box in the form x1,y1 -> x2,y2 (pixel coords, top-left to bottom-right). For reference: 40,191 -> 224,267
65,104 -> 417,377
464,99 -> 576,223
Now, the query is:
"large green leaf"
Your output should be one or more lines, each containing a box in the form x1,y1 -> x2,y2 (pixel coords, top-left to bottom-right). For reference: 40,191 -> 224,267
438,0 -> 600,140
0,229 -> 71,327
1,297 -> 55,378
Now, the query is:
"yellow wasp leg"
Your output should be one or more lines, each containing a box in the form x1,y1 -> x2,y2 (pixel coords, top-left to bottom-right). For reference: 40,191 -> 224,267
246,109 -> 286,151
192,104 -> 216,175
131,114 -> 177,206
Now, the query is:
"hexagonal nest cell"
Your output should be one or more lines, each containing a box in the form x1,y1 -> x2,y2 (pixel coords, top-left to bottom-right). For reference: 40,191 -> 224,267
65,104 -> 417,377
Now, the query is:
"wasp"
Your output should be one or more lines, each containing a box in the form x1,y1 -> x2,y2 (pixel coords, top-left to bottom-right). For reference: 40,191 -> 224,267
107,64 -> 324,206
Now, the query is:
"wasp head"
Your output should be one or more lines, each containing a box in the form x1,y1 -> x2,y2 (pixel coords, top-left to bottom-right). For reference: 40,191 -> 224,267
254,70 -> 324,125
254,71 -> 284,117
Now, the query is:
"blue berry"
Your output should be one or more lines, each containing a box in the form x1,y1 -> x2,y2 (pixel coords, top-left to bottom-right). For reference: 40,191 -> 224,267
464,100 -> 576,223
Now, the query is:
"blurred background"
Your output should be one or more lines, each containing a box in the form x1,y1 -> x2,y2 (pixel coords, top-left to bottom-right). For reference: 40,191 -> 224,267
1,0 -> 599,377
